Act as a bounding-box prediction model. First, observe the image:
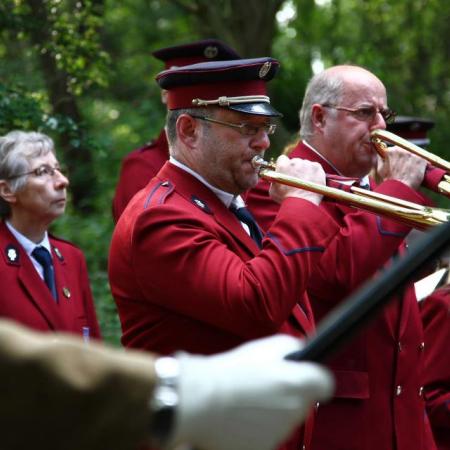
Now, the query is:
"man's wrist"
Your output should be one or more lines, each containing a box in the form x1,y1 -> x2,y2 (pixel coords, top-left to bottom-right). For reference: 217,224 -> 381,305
149,357 -> 180,448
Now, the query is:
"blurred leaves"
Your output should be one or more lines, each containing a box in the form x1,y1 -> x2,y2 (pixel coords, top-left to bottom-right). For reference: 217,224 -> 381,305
1,0 -> 449,343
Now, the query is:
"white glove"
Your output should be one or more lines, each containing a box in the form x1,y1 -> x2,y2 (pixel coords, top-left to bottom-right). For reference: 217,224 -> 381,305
169,335 -> 334,450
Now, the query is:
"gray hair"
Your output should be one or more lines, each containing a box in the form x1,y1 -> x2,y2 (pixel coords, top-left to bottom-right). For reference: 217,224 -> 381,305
299,71 -> 345,141
0,131 -> 55,217
166,107 -> 214,151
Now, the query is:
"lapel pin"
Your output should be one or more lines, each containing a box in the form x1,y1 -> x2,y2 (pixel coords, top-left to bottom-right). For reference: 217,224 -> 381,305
5,244 -> 19,263
53,246 -> 64,261
191,195 -> 212,214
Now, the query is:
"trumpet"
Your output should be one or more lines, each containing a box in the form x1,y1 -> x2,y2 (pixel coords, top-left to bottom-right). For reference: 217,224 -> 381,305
371,129 -> 450,197
252,156 -> 450,230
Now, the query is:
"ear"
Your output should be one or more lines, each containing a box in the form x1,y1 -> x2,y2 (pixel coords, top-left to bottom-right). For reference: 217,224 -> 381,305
311,104 -> 327,132
176,114 -> 200,149
160,89 -> 168,105
0,181 -> 17,205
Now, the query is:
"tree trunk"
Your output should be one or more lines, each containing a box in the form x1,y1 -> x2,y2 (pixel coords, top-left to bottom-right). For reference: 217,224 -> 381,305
25,0 -> 97,212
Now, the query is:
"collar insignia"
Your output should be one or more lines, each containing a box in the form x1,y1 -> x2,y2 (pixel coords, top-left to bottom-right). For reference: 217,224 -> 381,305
53,246 -> 64,261
191,196 -> 212,214
5,244 -> 19,264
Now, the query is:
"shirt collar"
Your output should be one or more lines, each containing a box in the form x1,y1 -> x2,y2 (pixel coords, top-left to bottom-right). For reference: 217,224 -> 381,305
5,221 -> 51,256
303,140 -> 370,188
169,157 -> 244,208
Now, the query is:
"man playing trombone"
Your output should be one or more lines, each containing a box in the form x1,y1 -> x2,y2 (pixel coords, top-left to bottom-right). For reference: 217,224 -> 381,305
246,65 -> 436,450
109,57 -> 340,450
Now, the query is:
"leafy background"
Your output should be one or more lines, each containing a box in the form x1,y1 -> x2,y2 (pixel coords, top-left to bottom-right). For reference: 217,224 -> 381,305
1,0 -> 449,344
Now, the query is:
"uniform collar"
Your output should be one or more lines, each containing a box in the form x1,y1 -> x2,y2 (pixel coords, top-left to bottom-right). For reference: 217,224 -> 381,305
5,221 -> 51,256
303,140 -> 370,188
169,156 -> 245,208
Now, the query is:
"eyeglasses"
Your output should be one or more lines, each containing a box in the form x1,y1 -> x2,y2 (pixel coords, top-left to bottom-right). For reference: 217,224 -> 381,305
190,115 -> 277,136
7,164 -> 67,180
322,104 -> 397,124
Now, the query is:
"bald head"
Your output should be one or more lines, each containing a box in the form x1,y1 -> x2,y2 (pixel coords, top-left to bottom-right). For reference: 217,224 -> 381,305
299,65 -> 386,141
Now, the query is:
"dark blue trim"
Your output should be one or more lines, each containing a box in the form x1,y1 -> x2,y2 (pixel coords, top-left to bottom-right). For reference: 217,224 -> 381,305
266,232 -> 325,256
159,183 -> 174,204
144,181 -> 173,209
376,216 -> 408,238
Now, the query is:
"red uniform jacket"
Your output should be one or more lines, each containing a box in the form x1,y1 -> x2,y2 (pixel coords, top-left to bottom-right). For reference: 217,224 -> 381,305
0,221 -> 101,339
112,130 -> 169,222
109,162 -> 339,449
245,141 -> 435,450
421,286 -> 450,450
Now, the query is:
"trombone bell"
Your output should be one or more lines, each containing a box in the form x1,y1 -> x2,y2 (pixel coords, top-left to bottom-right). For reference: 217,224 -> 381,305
371,129 -> 450,197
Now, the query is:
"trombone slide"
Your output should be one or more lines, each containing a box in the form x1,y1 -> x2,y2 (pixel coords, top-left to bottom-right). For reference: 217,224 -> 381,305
252,156 -> 450,230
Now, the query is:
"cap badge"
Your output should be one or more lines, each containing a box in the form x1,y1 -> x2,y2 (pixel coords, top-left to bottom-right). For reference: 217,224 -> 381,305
204,45 -> 219,59
5,244 -> 19,263
259,61 -> 272,78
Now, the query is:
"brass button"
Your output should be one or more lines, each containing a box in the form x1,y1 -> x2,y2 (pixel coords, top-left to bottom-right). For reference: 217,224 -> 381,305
396,385 -> 402,396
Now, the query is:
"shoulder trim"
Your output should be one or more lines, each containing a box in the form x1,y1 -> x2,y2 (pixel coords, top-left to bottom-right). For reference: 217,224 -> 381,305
144,180 -> 174,209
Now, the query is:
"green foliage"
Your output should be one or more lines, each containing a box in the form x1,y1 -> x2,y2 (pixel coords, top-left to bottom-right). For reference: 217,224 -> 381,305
1,0 -> 450,346
0,84 -> 47,133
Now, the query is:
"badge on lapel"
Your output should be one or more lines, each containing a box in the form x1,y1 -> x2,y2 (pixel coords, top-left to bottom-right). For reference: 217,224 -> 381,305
53,246 -> 64,262
5,244 -> 19,264
191,195 -> 213,214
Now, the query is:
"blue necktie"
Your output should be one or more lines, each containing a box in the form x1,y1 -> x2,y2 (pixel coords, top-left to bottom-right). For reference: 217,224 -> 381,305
230,205 -> 264,249
32,246 -> 58,301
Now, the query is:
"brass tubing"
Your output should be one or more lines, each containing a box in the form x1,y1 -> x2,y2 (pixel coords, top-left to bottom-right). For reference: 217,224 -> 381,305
371,129 -> 450,196
252,156 -> 450,230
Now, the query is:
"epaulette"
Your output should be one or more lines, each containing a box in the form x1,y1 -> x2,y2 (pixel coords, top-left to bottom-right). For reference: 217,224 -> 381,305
143,180 -> 174,209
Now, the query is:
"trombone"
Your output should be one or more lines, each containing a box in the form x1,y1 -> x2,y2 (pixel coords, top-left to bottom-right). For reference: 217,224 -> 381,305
371,129 -> 450,197
252,156 -> 450,231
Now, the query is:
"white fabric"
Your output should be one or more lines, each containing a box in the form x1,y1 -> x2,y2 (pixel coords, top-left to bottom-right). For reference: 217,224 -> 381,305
5,221 -> 51,280
171,335 -> 334,450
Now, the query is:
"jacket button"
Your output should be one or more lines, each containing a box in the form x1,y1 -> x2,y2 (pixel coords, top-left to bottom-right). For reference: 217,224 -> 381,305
419,342 -> 425,351
398,341 -> 403,352
419,386 -> 424,396
396,385 -> 402,396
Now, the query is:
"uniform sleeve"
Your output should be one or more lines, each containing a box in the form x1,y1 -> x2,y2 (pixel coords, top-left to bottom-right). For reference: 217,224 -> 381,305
123,198 -> 339,339
302,179 -> 429,301
0,319 -> 156,450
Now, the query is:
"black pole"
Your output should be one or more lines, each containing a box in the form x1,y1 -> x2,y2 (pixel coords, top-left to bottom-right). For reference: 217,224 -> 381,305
286,221 -> 450,362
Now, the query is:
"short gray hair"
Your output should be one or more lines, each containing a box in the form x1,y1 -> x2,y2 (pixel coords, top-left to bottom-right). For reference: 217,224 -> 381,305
166,107 -> 214,151
299,71 -> 344,141
0,131 -> 55,217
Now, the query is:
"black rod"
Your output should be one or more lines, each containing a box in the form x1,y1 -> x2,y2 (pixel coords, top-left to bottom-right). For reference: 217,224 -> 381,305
286,221 -> 450,362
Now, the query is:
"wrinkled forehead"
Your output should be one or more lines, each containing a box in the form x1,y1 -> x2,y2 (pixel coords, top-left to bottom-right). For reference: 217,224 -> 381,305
342,72 -> 387,105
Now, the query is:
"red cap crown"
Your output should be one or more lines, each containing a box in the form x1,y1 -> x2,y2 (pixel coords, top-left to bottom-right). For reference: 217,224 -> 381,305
152,39 -> 241,69
156,57 -> 282,117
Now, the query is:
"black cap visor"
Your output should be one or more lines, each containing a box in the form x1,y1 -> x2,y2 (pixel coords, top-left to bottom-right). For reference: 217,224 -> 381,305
228,102 -> 283,117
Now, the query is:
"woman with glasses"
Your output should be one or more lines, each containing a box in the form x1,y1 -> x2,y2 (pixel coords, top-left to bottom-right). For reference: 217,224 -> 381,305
0,130 -> 101,340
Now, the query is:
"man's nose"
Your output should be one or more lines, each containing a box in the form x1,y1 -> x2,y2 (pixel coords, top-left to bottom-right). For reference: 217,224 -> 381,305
250,128 -> 271,151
